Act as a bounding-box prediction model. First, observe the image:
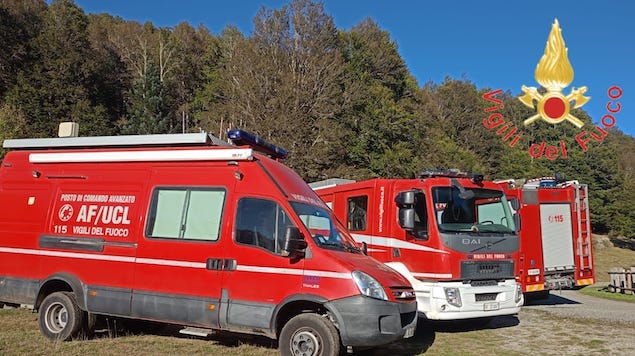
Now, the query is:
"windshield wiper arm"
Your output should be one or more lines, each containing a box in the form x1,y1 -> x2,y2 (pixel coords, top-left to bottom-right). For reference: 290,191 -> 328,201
469,238 -> 506,253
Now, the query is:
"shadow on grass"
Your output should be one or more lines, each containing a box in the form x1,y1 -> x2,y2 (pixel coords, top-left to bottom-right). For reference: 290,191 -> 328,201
354,314 -> 520,355
87,315 -> 519,355
88,319 -> 278,350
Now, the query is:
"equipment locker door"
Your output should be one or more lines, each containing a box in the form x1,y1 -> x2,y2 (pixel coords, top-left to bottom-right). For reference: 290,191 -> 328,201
131,166 -> 234,328
540,203 -> 575,271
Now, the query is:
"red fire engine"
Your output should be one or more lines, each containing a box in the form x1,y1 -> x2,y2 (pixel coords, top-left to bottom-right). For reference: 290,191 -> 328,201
0,128 -> 417,355
311,170 -> 523,321
496,177 -> 595,298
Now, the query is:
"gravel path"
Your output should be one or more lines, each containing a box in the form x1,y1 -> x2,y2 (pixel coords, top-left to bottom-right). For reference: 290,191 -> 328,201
524,289 -> 635,325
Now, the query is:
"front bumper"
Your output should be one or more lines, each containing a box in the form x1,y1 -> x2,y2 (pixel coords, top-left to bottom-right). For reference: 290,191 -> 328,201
325,295 -> 417,347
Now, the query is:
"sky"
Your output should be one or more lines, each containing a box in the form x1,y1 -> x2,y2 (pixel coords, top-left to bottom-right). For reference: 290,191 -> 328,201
74,0 -> 634,137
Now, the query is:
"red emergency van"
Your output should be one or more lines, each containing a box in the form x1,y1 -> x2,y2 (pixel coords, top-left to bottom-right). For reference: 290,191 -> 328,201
497,177 -> 595,298
0,129 -> 416,355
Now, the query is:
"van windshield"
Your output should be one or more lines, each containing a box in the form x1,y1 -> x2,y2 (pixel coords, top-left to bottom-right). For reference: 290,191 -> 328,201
431,187 -> 516,234
290,201 -> 362,254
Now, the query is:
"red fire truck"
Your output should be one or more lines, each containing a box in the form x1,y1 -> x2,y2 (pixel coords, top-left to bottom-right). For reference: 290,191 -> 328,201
311,170 -> 523,321
496,177 -> 595,299
0,128 -> 417,355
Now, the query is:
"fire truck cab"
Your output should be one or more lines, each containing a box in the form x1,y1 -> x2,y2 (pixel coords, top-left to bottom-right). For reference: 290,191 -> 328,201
0,129 -> 417,355
497,177 -> 595,298
311,170 -> 523,321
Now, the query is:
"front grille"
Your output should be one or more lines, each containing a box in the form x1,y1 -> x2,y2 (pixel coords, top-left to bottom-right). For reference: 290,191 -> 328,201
475,293 -> 498,302
470,279 -> 498,287
461,260 -> 514,280
390,286 -> 416,302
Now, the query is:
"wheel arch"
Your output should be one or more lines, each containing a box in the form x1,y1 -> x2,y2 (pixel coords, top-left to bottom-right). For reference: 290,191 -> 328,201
36,273 -> 87,311
272,293 -> 338,339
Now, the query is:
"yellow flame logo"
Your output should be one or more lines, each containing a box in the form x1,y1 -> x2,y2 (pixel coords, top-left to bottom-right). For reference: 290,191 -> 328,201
519,19 -> 590,128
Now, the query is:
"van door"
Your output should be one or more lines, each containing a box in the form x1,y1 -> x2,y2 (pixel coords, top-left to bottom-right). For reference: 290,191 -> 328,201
131,166 -> 233,328
220,196 -> 304,332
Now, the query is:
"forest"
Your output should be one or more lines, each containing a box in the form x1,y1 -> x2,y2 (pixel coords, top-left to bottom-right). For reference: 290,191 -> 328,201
1,0 -> 633,239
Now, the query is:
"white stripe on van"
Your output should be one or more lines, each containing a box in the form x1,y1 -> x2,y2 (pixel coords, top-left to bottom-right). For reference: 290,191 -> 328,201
0,247 -> 351,279
0,247 -> 135,263
135,258 -> 206,269
236,265 -> 351,279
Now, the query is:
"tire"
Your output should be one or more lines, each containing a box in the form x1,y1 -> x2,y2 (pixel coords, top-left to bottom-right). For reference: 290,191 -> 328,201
38,291 -> 85,341
279,313 -> 341,356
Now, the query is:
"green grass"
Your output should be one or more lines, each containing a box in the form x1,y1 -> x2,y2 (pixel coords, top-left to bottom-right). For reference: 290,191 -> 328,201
579,284 -> 635,303
2,234 -> 634,355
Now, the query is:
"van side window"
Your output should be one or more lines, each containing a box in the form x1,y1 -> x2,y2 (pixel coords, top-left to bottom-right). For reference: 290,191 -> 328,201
146,187 -> 225,241
347,196 -> 367,231
235,198 -> 294,254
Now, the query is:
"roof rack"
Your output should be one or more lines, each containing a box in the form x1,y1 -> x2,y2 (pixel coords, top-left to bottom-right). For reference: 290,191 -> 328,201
308,178 -> 356,190
2,132 -> 229,150
419,169 -> 484,183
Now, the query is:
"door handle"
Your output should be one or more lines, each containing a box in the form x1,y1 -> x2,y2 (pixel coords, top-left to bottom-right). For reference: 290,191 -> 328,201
206,258 -> 237,271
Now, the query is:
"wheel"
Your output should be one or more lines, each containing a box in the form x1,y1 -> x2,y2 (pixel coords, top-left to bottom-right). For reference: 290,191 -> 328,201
279,313 -> 341,356
38,291 -> 84,341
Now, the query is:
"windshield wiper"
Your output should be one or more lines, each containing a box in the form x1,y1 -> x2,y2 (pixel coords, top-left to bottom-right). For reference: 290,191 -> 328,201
320,241 -> 360,253
469,238 -> 507,253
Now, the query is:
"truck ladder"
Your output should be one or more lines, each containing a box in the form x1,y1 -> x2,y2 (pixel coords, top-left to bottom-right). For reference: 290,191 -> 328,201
575,184 -> 593,271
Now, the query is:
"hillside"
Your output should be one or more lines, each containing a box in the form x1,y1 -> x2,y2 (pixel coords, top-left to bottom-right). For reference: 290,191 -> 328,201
592,234 -> 635,283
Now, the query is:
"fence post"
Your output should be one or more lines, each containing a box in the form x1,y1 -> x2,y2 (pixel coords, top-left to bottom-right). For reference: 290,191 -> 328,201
608,267 -> 627,293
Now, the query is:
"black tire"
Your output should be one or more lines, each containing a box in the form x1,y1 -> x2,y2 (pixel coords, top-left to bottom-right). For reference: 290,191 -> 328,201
279,313 -> 341,356
38,291 -> 84,341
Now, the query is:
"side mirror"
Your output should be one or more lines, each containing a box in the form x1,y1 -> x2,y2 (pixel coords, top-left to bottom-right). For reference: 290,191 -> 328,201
395,191 -> 415,206
281,226 -> 307,258
395,190 -> 417,231
513,213 -> 521,232
510,198 -> 520,211
398,208 -> 415,231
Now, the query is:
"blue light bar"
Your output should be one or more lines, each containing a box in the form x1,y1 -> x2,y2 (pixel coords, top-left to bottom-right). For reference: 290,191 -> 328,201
227,129 -> 289,160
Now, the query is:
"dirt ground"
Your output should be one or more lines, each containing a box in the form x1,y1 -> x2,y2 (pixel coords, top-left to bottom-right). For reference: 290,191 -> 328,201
360,289 -> 635,355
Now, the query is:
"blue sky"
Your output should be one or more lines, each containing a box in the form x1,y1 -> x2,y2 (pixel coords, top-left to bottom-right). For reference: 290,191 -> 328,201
75,0 -> 634,137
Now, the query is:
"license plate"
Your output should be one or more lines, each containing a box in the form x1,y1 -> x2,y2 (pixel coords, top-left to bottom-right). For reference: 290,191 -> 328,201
483,302 -> 500,311
404,326 -> 415,339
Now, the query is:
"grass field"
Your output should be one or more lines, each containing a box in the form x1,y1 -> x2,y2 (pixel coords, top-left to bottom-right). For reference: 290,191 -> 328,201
578,234 -> 635,303
1,234 -> 634,355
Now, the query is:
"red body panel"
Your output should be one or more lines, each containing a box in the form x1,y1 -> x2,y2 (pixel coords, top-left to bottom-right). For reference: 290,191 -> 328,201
499,180 -> 595,294
316,178 -> 519,282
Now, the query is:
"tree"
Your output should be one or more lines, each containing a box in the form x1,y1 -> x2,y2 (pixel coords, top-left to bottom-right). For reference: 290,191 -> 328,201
197,0 -> 345,180
120,64 -> 172,134
4,0 -> 111,137
337,18 -> 422,178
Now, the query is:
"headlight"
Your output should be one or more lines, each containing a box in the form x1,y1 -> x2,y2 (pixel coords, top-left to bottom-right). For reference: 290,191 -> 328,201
515,283 -> 523,303
352,270 -> 388,300
444,287 -> 462,307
